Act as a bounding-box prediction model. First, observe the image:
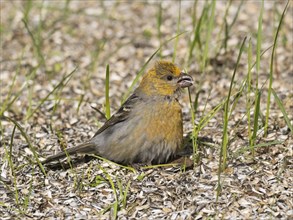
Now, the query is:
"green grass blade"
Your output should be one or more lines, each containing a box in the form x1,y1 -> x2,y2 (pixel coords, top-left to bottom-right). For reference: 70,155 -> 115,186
264,1 -> 289,135
233,140 -> 283,158
217,36 -> 247,200
0,51 -> 23,115
201,0 -> 216,71
122,180 -> 131,208
215,0 -> 244,56
7,125 -> 20,208
188,87 -> 197,161
272,89 -> 293,135
198,100 -> 224,131
76,94 -> 84,114
229,0 -> 244,28
251,89 -> 262,155
96,165 -> 119,219
255,0 -> 264,90
105,64 -> 111,119
221,36 -> 247,169
188,3 -> 207,65
247,38 -> 253,146
22,15 -> 45,65
4,116 -> 46,175
172,0 -> 181,63
157,2 -> 162,58
214,0 -> 232,53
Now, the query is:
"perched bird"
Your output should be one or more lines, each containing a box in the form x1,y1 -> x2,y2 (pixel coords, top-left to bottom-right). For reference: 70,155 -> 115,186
43,60 -> 193,165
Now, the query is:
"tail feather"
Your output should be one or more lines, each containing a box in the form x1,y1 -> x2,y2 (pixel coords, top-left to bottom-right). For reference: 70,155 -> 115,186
43,142 -> 96,164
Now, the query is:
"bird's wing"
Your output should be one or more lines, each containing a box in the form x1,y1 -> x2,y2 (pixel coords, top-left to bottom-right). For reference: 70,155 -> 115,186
93,93 -> 141,137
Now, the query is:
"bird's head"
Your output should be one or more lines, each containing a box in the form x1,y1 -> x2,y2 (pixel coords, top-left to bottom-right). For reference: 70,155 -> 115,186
138,60 -> 193,97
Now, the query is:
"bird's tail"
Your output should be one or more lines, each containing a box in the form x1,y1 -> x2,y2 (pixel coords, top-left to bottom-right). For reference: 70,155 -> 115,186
42,142 -> 96,164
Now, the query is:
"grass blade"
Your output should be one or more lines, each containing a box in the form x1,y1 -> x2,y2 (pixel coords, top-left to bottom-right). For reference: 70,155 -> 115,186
201,0 -> 216,71
272,89 -> 293,135
105,64 -> 111,119
233,140 -> 284,158
187,2 -> 207,65
251,89 -> 262,156
221,36 -> 247,169
255,0 -> 264,90
172,0 -> 181,63
247,38 -> 253,147
4,116 -> 46,175
157,2 -> 162,58
217,36 -> 247,200
264,0 -> 290,135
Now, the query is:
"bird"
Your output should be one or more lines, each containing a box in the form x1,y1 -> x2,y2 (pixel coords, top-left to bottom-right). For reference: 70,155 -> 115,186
43,60 -> 193,165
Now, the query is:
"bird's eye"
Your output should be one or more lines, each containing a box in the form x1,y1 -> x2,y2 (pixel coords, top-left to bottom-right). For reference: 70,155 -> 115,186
167,75 -> 173,81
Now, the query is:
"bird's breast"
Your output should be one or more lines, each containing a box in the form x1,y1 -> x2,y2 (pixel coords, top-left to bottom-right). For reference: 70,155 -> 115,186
140,99 -> 183,148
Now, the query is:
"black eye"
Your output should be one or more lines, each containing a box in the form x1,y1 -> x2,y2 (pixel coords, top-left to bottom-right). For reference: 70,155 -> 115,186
167,75 -> 173,81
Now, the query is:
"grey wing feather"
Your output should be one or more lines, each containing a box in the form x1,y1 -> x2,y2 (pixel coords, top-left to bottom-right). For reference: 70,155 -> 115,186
43,93 -> 141,164
93,93 -> 141,137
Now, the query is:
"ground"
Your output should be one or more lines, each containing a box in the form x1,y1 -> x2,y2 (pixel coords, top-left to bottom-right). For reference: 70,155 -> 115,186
0,1 -> 292,219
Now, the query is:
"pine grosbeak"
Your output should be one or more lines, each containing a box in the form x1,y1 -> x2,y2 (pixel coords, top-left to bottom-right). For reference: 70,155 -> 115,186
43,60 -> 193,165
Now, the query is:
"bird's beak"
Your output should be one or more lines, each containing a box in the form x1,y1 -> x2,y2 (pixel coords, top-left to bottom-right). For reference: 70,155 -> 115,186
177,73 -> 193,88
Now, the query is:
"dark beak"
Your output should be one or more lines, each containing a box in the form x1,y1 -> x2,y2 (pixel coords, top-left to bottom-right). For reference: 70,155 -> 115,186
177,72 -> 193,88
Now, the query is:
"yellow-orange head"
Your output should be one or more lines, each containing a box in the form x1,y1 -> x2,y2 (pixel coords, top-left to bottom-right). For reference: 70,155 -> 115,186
138,60 -> 193,97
